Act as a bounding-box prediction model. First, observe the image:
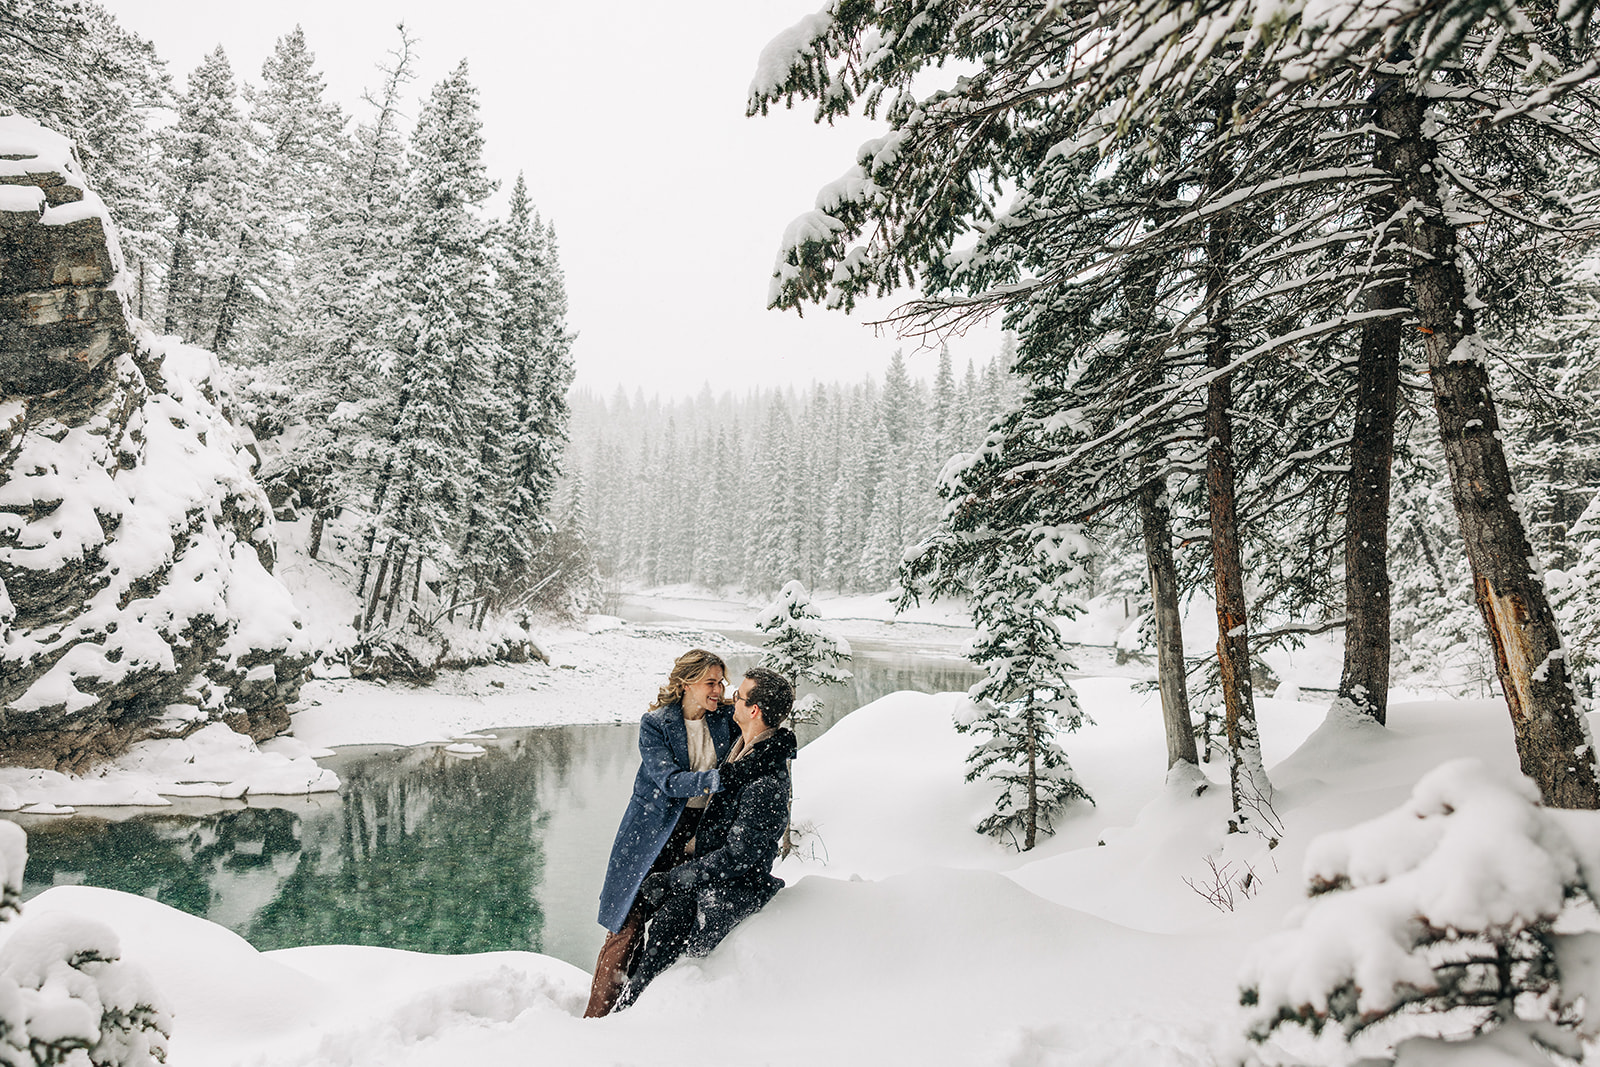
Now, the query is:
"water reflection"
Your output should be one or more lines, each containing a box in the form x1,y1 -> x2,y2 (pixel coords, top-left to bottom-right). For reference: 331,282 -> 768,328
8,649 -> 982,969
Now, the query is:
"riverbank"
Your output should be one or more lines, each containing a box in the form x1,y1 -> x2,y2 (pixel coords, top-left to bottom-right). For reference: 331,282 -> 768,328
0,583 -> 979,811
0,615 -> 756,812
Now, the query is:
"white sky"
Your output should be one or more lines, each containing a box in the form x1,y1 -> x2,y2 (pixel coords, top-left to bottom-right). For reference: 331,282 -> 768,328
107,0 -> 1004,399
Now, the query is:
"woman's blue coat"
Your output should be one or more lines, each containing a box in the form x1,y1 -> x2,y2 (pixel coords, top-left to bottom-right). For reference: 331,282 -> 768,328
596,701 -> 734,932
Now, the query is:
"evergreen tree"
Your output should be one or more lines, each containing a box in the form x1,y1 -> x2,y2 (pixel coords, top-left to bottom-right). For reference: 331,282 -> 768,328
160,46 -> 251,344
364,59 -> 498,629
228,26 -> 346,362
755,580 -> 852,724
749,0 -> 1600,811
292,25 -> 417,564
531,475 -> 604,620
903,434 -> 1095,850
1240,760 -> 1596,1064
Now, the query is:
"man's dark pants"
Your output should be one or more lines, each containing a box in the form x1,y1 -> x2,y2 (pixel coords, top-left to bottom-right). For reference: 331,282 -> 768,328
617,878 -> 778,1009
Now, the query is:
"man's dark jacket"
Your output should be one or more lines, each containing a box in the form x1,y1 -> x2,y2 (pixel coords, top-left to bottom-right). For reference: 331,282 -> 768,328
669,725 -> 798,909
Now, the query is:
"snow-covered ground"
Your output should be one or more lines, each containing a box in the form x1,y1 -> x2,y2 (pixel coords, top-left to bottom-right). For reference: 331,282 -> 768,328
14,682 -> 1594,1066
5,588 -> 1592,1065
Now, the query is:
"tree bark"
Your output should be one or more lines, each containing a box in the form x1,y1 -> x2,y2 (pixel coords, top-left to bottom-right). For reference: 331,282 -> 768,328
1337,90 -> 1405,726
1024,699 -> 1038,851
357,452 -> 398,598
363,540 -> 393,633
308,508 -> 326,561
210,234 -> 248,357
1139,476 -> 1198,767
163,209 -> 190,337
1380,81 -> 1600,808
1204,84 -> 1272,825
382,540 -> 410,627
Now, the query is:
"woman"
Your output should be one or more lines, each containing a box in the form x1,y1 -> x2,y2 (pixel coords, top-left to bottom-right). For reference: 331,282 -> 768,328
584,648 -> 735,1017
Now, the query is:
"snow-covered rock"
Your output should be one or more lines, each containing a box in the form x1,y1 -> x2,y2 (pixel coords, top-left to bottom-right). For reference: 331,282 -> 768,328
0,114 -> 310,772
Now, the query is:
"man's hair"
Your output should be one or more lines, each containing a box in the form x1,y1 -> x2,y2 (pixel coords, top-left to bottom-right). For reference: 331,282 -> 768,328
743,667 -> 794,728
651,648 -> 727,710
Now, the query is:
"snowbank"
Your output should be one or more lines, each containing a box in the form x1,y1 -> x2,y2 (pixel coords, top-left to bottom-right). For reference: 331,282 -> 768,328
288,623 -> 756,748
0,724 -> 336,811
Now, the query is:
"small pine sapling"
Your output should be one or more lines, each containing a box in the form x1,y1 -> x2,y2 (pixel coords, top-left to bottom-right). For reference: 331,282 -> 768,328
754,580 -> 852,726
1237,759 -> 1600,1066
955,527 -> 1094,851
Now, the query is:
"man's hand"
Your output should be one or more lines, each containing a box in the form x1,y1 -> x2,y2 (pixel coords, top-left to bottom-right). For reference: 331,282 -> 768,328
637,871 -> 671,908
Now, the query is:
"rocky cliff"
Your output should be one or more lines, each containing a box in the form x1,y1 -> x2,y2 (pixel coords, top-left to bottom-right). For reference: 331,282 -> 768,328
0,114 -> 309,772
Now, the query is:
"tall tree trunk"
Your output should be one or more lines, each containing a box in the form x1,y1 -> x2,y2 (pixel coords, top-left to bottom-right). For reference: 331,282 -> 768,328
308,508 -> 326,560
382,540 -> 410,626
163,209 -> 190,336
211,232 -> 249,356
363,540 -> 394,632
1140,477 -> 1198,768
1337,93 -> 1406,725
1204,84 -> 1272,826
1024,699 -> 1039,851
358,450 -> 399,597
1380,80 -> 1600,809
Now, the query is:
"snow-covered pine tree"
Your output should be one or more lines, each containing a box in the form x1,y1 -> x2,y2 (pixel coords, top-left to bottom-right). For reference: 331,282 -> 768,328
0,822 -> 170,1066
454,174 -> 573,625
747,396 -> 802,593
750,0 -> 1600,811
1090,0 -> 1600,805
293,26 -> 416,565
755,579 -> 852,724
903,429 -> 1095,850
159,46 -> 251,344
937,523 -> 1092,852
227,26 -> 346,363
530,474 -> 604,620
859,351 -> 924,589
748,5 -> 1367,828
364,59 -> 499,631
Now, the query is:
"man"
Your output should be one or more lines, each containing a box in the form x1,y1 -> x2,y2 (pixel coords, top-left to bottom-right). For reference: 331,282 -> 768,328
585,649 -> 735,1018
616,666 -> 798,1010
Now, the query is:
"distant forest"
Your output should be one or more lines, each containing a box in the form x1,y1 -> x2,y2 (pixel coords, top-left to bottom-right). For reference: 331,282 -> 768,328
568,346 -> 1015,597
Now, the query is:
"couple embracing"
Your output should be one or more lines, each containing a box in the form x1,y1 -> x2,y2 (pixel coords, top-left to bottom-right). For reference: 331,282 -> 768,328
584,649 -> 798,1016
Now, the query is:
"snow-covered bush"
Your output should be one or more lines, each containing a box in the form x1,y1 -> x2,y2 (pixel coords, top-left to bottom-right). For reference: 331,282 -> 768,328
755,581 -> 851,724
1238,759 -> 1600,1065
0,823 -> 169,1066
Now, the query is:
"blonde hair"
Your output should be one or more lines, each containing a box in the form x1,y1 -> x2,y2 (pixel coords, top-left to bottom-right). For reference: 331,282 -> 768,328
651,648 -> 728,710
